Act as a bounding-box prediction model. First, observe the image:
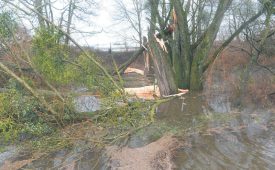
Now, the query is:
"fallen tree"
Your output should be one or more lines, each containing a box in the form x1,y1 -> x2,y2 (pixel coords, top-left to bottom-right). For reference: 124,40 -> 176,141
114,46 -> 146,75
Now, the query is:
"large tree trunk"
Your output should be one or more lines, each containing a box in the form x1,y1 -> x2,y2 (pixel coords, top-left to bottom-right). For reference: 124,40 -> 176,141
190,0 -> 233,90
148,0 -> 240,92
171,0 -> 192,89
148,39 -> 178,96
170,0 -> 233,91
149,0 -> 178,96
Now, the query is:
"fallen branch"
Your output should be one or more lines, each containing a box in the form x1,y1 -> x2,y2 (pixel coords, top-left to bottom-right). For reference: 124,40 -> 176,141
0,61 -> 62,126
163,89 -> 189,98
114,46 -> 146,75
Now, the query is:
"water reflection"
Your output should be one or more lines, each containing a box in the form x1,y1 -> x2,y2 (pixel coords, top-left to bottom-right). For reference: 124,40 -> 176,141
156,93 -> 275,170
14,93 -> 275,169
21,148 -> 106,170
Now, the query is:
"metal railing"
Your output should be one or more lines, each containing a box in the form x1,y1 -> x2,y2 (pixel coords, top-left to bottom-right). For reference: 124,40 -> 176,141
93,46 -> 140,52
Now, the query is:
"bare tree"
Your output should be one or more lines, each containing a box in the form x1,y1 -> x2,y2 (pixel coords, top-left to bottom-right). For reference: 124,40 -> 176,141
61,0 -> 98,45
17,0 -> 97,44
113,0 -> 146,47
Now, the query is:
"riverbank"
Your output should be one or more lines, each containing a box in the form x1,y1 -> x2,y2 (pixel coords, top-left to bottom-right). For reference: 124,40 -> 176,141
1,92 -> 274,170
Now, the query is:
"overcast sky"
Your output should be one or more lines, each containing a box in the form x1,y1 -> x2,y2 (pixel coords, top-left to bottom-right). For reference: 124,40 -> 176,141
76,0 -> 116,48
5,0 -> 144,48
75,0 -> 141,49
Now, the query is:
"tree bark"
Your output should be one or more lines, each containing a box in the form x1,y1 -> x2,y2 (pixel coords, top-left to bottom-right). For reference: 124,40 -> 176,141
190,0 -> 233,90
148,39 -> 178,96
171,0 -> 192,89
148,0 -> 178,96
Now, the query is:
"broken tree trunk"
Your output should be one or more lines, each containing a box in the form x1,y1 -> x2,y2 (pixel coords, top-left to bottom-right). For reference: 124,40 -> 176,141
148,38 -> 178,96
147,0 -> 178,96
115,46 -> 146,75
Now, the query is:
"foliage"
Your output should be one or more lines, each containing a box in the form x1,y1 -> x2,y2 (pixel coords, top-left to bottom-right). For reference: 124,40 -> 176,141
0,88 -> 40,122
0,118 -> 18,142
0,17 -> 125,149
0,0 -> 150,152
31,28 -> 117,96
97,101 -> 148,127
0,85 -> 54,143
30,134 -> 71,151
32,29 -> 70,83
74,53 -> 117,95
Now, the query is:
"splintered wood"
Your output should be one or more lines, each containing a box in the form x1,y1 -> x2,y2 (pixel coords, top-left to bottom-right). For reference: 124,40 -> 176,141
124,85 -> 188,100
124,67 -> 145,75
124,85 -> 160,100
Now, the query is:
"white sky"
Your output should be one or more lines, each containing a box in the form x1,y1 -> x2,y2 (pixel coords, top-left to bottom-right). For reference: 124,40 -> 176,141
12,0 -> 139,48
2,0 -> 150,49
74,0 -> 141,48
76,0 -> 116,48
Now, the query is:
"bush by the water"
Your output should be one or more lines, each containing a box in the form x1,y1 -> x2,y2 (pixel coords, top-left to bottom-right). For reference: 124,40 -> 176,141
0,86 -> 54,142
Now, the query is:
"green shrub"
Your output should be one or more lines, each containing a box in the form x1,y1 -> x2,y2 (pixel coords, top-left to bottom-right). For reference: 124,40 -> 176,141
0,87 -> 53,142
32,29 -> 70,84
0,88 -> 40,122
31,29 -> 117,96
0,118 -> 18,142
21,122 -> 54,137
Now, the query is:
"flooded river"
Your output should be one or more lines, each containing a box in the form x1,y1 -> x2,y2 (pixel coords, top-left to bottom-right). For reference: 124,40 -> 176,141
158,93 -> 275,170
1,93 -> 274,169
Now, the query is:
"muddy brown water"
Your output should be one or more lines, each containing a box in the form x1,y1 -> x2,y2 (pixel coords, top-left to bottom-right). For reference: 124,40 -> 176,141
158,93 -> 275,170
2,92 -> 275,170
